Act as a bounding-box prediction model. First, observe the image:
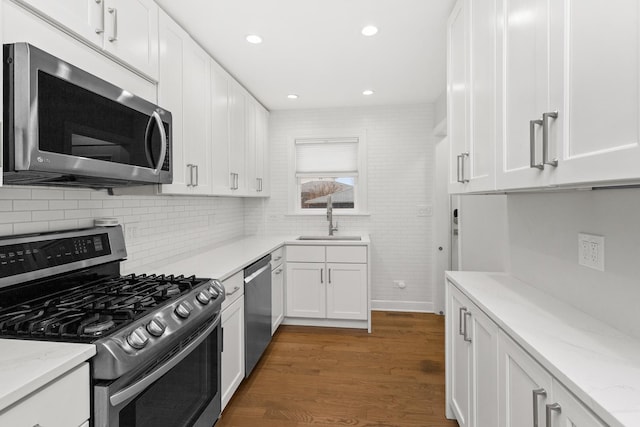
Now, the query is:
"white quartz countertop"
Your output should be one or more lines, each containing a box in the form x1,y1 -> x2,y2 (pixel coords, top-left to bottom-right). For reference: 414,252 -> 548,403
130,234 -> 370,281
0,340 -> 95,411
446,271 -> 640,427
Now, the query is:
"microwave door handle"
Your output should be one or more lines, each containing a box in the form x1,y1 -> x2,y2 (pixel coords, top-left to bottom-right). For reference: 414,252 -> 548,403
145,111 -> 167,176
110,314 -> 219,407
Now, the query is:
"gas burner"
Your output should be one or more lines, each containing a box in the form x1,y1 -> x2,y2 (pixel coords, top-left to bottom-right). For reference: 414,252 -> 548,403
156,284 -> 181,296
83,316 -> 115,336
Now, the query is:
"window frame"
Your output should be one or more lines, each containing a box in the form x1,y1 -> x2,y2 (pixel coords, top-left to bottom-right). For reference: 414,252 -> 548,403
288,132 -> 368,215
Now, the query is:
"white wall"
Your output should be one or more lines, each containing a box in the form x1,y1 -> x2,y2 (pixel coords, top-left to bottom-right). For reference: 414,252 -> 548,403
245,104 -> 436,312
0,186 -> 245,272
507,188 -> 640,340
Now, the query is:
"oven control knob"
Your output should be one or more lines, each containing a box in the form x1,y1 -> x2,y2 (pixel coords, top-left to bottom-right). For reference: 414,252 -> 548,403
175,301 -> 194,319
196,291 -> 211,305
146,318 -> 166,337
208,286 -> 219,298
127,327 -> 149,350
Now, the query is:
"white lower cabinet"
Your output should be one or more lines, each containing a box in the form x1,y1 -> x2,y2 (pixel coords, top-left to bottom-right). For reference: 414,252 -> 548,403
0,363 -> 90,427
285,245 -> 368,324
221,272 -> 245,412
447,283 -> 498,427
447,279 -> 606,427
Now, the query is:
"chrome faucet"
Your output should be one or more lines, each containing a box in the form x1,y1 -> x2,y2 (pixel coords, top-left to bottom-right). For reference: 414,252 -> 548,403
327,195 -> 338,236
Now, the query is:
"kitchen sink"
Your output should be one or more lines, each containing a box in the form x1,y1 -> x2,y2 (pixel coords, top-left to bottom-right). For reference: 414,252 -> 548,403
297,235 -> 362,241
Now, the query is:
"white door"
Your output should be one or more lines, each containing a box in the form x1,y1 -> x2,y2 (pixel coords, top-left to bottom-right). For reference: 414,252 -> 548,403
221,296 -> 245,411
470,306 -> 499,427
102,0 -> 158,79
498,330 -> 553,427
447,0 -> 469,193
157,11 -> 187,193
448,284 -> 471,427
466,0 -> 497,192
552,0 -> 640,186
271,265 -> 284,334
552,379 -> 607,427
229,81 -> 246,194
210,61 -> 232,196
286,263 -> 325,318
16,0 -> 104,47
326,263 -> 367,320
182,38 -> 212,194
496,0 -> 554,190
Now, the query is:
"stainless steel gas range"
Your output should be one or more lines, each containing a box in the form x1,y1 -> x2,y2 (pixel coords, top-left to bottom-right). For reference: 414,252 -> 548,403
0,226 -> 224,427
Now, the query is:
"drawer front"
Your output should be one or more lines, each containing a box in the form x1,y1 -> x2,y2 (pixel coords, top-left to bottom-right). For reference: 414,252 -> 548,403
221,270 -> 244,310
0,363 -> 89,427
326,246 -> 367,263
286,245 -> 325,263
271,246 -> 285,268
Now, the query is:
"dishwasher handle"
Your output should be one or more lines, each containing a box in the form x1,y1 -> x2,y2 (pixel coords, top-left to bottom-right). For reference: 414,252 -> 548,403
244,264 -> 270,283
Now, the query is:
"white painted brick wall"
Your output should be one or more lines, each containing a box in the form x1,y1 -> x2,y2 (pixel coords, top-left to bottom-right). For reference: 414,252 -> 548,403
0,186 -> 245,273
245,104 -> 436,311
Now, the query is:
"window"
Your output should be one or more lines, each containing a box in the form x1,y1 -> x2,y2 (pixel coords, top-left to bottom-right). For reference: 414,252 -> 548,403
289,136 -> 367,214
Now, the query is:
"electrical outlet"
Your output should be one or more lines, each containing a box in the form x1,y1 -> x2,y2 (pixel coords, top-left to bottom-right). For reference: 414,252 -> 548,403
393,280 -> 407,289
578,233 -> 604,271
124,223 -> 139,244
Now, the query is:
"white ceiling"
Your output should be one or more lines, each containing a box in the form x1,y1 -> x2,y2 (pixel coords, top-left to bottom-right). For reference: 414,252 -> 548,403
154,0 -> 456,111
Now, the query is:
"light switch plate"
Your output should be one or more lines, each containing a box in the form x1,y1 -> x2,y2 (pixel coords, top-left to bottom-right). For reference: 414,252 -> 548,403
578,233 -> 604,271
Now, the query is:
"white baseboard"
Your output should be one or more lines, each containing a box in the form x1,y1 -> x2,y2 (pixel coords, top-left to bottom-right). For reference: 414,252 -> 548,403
371,300 -> 434,313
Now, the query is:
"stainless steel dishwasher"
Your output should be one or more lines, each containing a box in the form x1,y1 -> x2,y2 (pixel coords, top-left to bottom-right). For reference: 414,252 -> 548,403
244,254 -> 272,377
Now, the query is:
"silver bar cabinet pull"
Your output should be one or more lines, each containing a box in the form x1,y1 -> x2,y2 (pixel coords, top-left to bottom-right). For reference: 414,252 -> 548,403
230,173 -> 235,190
108,7 -> 118,42
461,152 -> 469,183
546,403 -> 561,427
456,154 -> 463,183
463,311 -> 472,342
328,268 -> 332,284
320,269 -> 323,284
194,164 -> 199,187
530,119 -> 544,169
459,307 -> 467,335
542,111 -> 559,167
532,388 -> 547,427
187,164 -> 194,187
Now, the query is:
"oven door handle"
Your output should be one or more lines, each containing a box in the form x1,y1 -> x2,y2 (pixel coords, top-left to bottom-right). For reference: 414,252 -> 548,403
110,315 -> 219,407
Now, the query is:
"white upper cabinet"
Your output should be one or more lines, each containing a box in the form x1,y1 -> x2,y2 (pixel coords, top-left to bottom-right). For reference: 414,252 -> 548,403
551,0 -> 640,186
210,60 -> 233,196
157,11 -> 211,195
14,0 -> 159,79
245,100 -> 270,196
448,0 -> 497,193
229,81 -> 247,194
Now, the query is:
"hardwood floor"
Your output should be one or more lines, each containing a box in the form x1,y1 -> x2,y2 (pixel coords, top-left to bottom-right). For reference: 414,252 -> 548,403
216,311 -> 459,427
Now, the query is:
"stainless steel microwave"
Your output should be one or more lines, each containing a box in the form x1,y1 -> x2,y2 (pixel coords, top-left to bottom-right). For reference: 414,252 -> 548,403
3,43 -> 172,188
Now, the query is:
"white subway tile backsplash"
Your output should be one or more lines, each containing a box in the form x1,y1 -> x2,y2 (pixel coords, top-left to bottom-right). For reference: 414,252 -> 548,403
14,221 -> 50,234
13,200 -> 49,211
49,200 -> 79,210
0,211 -> 32,224
32,210 -> 65,221
0,188 -> 31,200
32,189 -> 64,200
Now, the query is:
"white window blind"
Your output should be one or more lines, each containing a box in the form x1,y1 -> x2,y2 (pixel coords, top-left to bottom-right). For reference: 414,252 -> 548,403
295,138 -> 359,176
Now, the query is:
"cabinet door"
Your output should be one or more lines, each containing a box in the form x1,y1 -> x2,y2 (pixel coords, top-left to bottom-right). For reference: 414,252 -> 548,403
221,296 -> 245,411
182,38 -> 212,195
102,0 -> 159,79
256,105 -> 270,196
551,379 -> 607,427
466,0 -> 497,192
229,81 -> 247,194
498,330 -> 553,427
326,263 -> 367,320
14,0 -> 103,47
496,0 -> 554,190
157,11 -> 187,193
271,264 -> 284,334
286,262 -> 325,318
447,0 -> 469,193
245,98 -> 259,195
448,284 -> 472,427
470,304 -> 499,427
552,0 -> 640,186
210,60 -> 233,195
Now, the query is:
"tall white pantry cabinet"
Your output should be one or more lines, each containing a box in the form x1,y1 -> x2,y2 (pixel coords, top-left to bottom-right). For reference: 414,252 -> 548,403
449,0 -> 640,194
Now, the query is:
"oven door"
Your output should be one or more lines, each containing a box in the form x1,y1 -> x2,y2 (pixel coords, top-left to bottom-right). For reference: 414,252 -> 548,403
94,316 -> 221,427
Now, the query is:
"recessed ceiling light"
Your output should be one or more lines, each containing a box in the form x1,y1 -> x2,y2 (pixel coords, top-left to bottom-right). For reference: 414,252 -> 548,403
361,25 -> 379,37
246,34 -> 263,44
287,94 -> 299,99
362,89 -> 375,96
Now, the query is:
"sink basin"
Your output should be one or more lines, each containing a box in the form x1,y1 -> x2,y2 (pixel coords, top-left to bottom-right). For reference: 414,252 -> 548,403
297,235 -> 362,241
